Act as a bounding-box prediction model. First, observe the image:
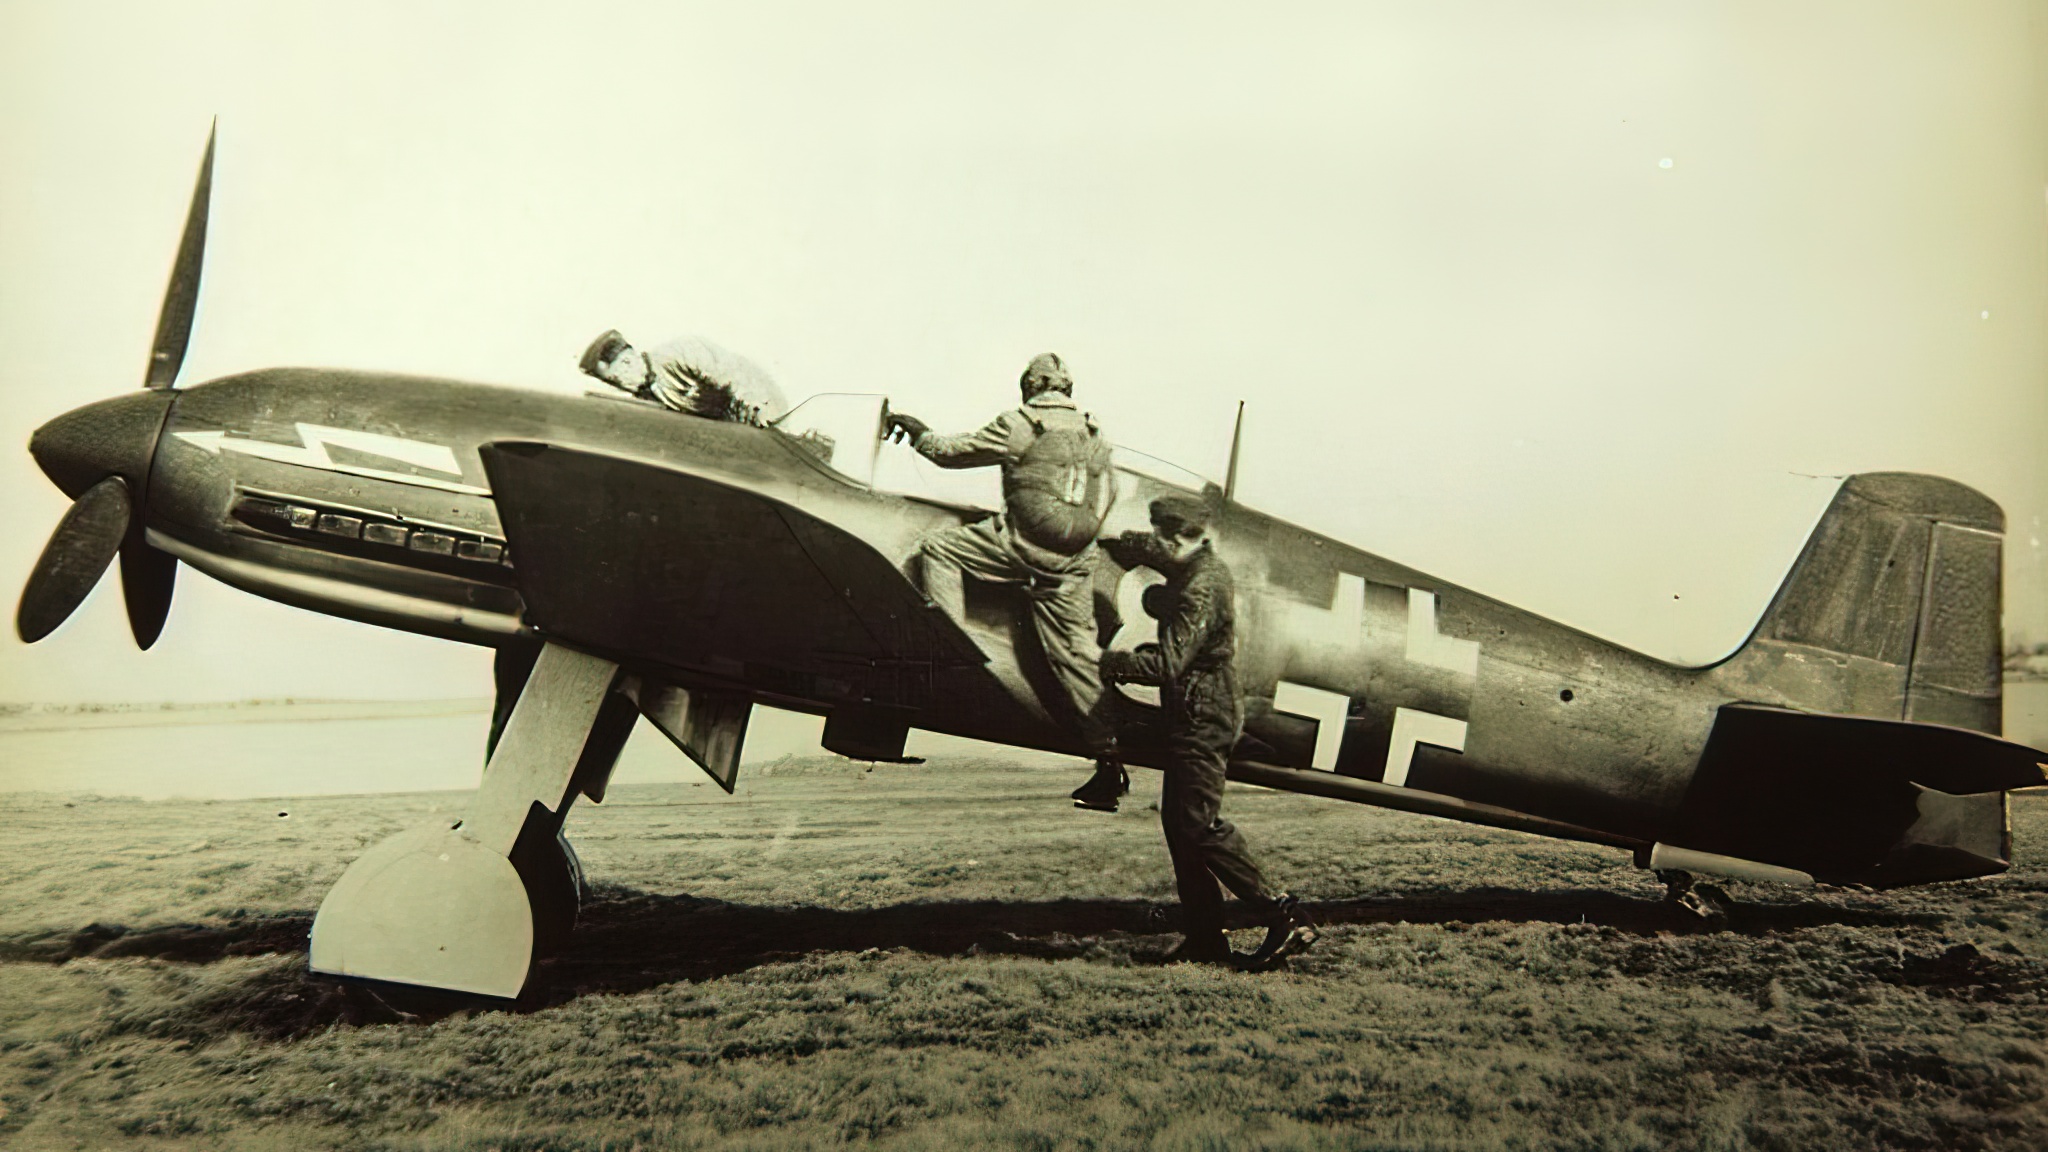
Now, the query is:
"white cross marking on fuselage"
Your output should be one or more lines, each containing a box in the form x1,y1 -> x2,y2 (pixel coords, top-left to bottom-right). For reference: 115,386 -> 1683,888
1270,574 -> 1477,782
1104,565 -> 1168,707
1383,707 -> 1468,787
1406,587 -> 1479,675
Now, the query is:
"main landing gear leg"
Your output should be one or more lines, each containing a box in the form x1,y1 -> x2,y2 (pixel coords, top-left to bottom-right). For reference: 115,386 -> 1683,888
309,643 -> 632,1001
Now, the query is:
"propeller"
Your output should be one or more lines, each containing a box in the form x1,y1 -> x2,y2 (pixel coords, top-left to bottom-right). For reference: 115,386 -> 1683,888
144,122 -> 214,391
15,122 -> 214,647
17,478 -> 133,644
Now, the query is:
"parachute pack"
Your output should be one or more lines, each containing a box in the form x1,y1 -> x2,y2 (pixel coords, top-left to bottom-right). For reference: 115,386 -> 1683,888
1003,408 -> 1115,555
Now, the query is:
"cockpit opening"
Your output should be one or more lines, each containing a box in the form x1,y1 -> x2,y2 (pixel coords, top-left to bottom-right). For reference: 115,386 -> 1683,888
773,392 -> 1209,511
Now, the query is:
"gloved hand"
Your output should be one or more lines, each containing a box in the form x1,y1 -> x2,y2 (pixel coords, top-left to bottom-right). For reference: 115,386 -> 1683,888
1102,529 -> 1163,570
1140,584 -> 1177,621
884,411 -> 930,445
1101,643 -> 1160,684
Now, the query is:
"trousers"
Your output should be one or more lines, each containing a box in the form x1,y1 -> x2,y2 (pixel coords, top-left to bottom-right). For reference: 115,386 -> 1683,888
1160,667 -> 1274,942
919,515 -> 1116,758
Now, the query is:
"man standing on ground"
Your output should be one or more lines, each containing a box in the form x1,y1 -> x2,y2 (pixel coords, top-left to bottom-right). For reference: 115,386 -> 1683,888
1102,496 -> 1314,969
884,353 -> 1126,806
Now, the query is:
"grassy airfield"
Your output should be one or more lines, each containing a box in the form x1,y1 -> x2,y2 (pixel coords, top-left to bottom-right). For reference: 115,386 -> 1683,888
0,755 -> 2043,1151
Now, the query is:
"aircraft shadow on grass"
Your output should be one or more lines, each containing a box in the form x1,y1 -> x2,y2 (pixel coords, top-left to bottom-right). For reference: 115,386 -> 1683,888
0,886 -> 1962,1037
7,887 -> 1947,972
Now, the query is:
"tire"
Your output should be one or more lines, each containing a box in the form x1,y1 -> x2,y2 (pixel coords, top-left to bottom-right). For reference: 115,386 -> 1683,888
509,827 -> 585,958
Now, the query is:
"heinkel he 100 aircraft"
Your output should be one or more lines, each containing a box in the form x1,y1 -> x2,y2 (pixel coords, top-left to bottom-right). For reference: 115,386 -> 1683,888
19,131 -> 2048,1001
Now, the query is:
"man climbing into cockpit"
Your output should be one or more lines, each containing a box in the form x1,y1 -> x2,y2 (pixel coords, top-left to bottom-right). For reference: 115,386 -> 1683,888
884,353 -> 1128,810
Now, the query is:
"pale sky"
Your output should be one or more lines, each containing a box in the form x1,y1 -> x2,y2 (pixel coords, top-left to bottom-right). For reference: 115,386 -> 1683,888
3,1 -> 2044,705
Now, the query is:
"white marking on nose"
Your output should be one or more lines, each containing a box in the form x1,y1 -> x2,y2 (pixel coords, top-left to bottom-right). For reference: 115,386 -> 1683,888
173,424 -> 488,495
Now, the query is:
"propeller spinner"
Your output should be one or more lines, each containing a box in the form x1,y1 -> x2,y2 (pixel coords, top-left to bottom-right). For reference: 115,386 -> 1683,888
15,122 -> 214,648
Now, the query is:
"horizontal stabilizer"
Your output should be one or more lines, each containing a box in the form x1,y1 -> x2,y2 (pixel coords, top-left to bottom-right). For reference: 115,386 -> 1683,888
1712,703 -> 2045,795
1666,702 -> 2040,885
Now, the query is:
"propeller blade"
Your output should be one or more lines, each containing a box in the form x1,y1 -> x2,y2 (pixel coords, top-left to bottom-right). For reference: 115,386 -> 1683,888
143,120 -> 216,390
119,541 -> 177,650
17,477 -> 132,643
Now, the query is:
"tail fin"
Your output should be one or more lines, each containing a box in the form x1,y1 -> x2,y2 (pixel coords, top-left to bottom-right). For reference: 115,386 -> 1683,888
1680,475 -> 2023,886
1743,472 -> 2004,734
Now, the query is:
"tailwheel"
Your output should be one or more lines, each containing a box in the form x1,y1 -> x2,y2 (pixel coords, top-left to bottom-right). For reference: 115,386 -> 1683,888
1658,869 -> 1731,924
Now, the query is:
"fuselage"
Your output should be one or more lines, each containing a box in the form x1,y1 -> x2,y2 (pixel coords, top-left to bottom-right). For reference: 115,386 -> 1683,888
135,367 -> 1836,851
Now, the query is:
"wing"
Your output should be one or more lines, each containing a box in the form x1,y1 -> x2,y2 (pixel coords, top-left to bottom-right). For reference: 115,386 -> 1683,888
480,441 -> 984,710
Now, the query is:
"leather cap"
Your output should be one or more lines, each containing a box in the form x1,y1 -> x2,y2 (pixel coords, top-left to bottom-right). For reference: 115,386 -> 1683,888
579,329 -> 629,376
1150,495 -> 1211,537
1019,352 -> 1074,396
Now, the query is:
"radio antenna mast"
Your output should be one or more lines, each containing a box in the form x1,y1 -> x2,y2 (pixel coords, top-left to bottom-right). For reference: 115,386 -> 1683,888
1223,400 -> 1246,502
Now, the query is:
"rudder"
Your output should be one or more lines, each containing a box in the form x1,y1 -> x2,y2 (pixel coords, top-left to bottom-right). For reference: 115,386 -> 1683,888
1746,472 -> 2004,734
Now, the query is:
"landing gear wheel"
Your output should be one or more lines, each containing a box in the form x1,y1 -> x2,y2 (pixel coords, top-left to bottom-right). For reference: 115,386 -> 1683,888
358,978 -> 500,1020
308,824 -> 534,1001
309,824 -> 585,1014
510,828 -> 586,959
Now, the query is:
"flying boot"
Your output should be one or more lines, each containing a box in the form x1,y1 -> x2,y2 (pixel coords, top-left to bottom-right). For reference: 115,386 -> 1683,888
1239,893 -> 1316,972
1160,931 -> 1235,965
1070,758 -> 1129,812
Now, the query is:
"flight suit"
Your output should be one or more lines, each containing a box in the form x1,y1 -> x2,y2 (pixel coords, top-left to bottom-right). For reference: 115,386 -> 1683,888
1100,534 -> 1277,945
641,336 -> 790,427
911,391 -> 1116,758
